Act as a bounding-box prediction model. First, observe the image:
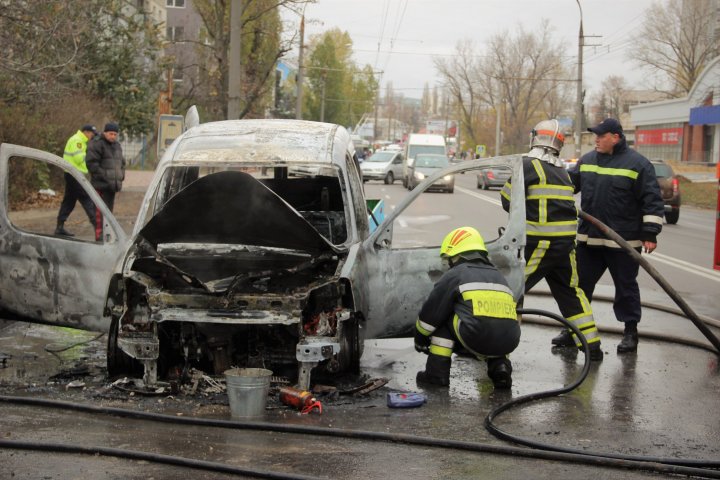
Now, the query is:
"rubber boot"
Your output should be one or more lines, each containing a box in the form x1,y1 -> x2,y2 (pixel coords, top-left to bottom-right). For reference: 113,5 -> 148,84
617,322 -> 639,353
416,355 -> 451,387
551,329 -> 575,347
54,222 -> 74,237
487,357 -> 512,389
584,341 -> 604,361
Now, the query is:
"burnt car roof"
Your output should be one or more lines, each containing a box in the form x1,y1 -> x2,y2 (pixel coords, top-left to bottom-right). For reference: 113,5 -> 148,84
163,119 -> 353,168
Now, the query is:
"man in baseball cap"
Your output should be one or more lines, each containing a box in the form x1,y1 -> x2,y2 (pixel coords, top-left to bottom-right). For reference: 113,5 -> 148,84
569,118 -> 664,356
587,118 -> 623,136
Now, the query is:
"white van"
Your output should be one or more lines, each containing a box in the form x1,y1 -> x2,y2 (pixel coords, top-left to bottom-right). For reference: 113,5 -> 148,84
402,134 -> 447,187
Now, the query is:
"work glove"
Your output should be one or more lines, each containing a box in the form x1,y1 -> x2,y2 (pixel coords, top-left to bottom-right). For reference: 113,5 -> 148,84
414,330 -> 431,354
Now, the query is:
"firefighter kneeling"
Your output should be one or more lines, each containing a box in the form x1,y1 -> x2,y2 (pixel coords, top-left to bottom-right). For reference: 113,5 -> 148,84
415,227 -> 520,389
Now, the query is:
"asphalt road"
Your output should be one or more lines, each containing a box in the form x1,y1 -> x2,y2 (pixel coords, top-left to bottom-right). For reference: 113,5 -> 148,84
364,173 -> 720,316
2,169 -> 719,479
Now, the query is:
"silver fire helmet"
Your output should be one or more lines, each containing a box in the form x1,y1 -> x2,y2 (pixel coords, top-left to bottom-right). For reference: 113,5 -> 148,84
530,119 -> 565,154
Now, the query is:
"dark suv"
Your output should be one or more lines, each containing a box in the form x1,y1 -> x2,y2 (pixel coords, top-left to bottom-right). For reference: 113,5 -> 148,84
651,160 -> 680,224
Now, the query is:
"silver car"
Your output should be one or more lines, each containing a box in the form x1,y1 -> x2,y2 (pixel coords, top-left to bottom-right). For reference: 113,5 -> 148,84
360,150 -> 404,184
0,112 -> 528,390
407,153 -> 455,193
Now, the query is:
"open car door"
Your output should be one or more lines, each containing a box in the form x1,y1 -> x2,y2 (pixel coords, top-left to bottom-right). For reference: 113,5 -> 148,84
0,144 -> 128,331
360,155 -> 526,339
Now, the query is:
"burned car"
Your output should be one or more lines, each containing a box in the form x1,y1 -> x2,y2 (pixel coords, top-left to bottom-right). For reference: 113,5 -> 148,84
0,114 -> 528,389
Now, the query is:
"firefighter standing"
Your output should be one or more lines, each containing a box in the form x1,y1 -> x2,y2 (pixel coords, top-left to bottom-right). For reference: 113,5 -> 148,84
55,125 -> 98,237
500,119 -> 603,361
571,118 -> 664,353
415,227 -> 520,389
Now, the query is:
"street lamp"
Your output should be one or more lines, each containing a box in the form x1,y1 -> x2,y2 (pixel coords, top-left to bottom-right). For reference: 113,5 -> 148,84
575,0 -> 584,158
295,7 -> 306,120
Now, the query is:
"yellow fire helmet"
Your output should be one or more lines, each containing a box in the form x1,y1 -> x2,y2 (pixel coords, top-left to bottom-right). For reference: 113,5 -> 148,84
440,226 -> 487,258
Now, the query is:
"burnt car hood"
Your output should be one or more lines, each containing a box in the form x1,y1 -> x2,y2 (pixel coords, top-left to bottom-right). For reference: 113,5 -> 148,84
138,170 -> 338,254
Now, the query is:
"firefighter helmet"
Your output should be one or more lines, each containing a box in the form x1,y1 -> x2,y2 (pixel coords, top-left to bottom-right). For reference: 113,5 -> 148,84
440,227 -> 487,258
530,119 -> 564,153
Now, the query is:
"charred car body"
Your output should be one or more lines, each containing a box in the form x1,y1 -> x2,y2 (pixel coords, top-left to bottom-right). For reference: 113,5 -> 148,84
0,114 -> 528,389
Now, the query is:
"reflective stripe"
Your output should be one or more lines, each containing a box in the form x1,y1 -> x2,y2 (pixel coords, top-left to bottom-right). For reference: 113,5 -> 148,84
527,220 -> 577,236
577,234 -> 643,248
567,312 -> 595,327
430,337 -> 455,349
429,344 -> 453,357
459,282 -> 513,296
579,164 -> 639,179
531,159 -> 547,183
643,215 -> 663,225
527,187 -> 575,200
64,149 -> 84,157
452,316 -> 474,356
581,328 -> 600,341
500,183 -> 511,200
461,290 -> 516,320
416,319 -> 434,336
528,185 -> 574,195
531,160 -> 548,223
525,240 -> 549,278
569,249 -> 593,314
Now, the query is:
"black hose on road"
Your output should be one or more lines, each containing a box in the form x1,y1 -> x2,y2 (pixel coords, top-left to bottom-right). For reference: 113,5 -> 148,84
486,309 -> 720,470
0,438 -> 319,480
578,210 -> 720,355
2,378 -> 720,479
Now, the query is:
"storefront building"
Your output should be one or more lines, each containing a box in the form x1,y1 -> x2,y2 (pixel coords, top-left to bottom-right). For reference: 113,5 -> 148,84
630,56 -> 720,164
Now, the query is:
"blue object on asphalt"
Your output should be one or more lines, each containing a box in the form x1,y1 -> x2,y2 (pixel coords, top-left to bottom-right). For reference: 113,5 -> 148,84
387,392 -> 427,408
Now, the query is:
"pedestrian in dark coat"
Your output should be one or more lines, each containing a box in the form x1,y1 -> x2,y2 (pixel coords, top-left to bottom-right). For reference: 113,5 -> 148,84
86,122 -> 125,241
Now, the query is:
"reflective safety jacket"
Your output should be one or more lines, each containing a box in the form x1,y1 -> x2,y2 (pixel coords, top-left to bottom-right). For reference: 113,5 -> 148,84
63,130 -> 90,174
416,258 -> 520,357
570,137 -> 664,248
500,156 -> 577,239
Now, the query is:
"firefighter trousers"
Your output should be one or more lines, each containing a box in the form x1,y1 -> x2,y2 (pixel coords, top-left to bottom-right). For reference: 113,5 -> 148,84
524,238 -> 600,346
576,243 -> 642,326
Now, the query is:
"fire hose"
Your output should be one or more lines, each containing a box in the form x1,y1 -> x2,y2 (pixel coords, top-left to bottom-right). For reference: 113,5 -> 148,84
1,213 -> 719,478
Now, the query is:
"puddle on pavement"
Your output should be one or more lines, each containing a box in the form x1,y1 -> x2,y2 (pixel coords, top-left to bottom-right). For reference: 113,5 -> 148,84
0,322 -> 106,385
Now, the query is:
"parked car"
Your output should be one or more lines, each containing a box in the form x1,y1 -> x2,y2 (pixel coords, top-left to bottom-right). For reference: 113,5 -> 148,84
407,153 -> 454,192
0,111 -> 527,390
651,160 -> 681,224
477,166 -> 511,190
360,150 -> 404,184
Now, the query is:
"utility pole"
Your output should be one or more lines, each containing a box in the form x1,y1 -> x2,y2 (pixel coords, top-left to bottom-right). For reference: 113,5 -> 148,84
574,0 -> 584,158
320,74 -> 326,122
495,102 -> 502,156
227,0 -> 243,119
295,13 -> 305,120
574,0 -> 601,158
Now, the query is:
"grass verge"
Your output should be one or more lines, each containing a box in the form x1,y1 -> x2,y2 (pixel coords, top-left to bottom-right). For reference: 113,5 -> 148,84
679,178 -> 717,210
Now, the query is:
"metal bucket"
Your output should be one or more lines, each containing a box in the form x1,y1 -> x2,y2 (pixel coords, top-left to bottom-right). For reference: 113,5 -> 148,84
224,368 -> 273,418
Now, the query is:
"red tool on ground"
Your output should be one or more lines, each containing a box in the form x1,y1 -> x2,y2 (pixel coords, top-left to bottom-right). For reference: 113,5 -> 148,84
279,386 -> 322,414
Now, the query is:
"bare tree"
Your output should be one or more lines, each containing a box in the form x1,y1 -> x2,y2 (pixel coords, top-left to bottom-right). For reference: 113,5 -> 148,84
435,21 -> 570,153
632,0 -> 720,96
483,21 -> 570,151
434,39 -> 486,147
591,75 -> 628,121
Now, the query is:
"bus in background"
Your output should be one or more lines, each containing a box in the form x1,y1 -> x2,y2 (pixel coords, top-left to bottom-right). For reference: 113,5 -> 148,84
402,134 -> 447,188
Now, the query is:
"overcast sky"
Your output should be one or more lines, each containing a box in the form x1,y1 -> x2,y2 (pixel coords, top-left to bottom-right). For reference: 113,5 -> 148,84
287,0 -> 656,100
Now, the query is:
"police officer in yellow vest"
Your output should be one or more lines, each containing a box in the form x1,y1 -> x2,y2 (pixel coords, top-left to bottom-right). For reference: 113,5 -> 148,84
500,119 -> 603,361
415,227 -> 520,389
55,125 -> 98,237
